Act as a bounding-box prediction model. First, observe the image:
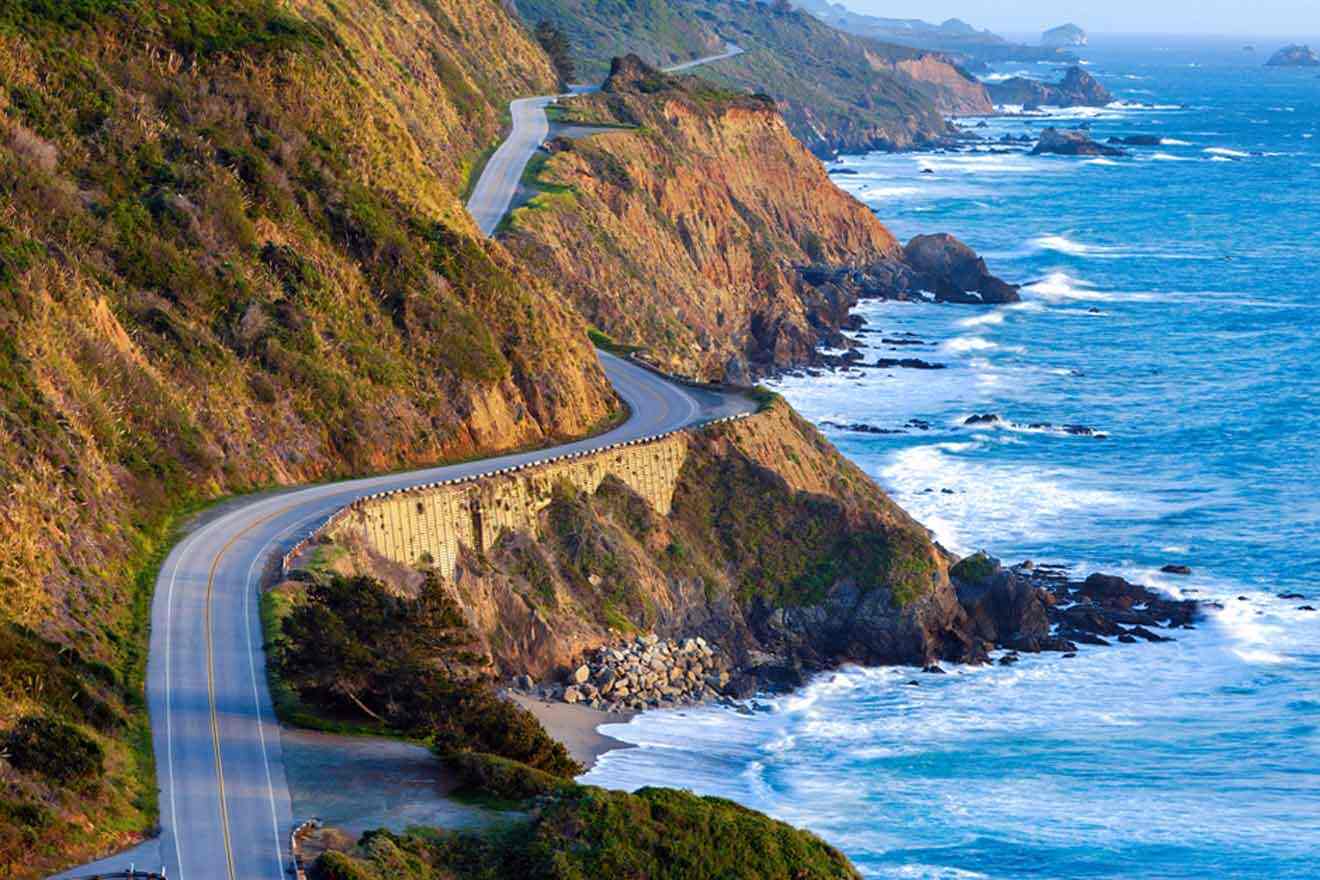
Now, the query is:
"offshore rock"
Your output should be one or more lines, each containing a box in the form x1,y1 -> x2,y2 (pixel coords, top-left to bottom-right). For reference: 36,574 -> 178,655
1032,127 -> 1127,157
1265,45 -> 1320,67
988,66 -> 1112,108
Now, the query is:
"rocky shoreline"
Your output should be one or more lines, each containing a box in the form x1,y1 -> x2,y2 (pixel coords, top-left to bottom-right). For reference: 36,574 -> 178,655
516,558 -> 1201,719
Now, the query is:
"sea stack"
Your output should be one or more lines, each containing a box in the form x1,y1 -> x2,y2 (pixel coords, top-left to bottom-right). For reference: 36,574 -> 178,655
1265,44 -> 1320,67
1042,23 -> 1088,47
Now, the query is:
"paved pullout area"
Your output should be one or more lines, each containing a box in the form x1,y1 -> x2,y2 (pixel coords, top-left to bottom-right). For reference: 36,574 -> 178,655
465,43 -> 743,236
56,352 -> 753,880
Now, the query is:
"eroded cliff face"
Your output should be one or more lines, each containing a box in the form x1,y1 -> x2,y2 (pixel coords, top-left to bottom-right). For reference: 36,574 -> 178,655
503,57 -> 901,381
886,53 -> 993,116
323,401 -> 973,682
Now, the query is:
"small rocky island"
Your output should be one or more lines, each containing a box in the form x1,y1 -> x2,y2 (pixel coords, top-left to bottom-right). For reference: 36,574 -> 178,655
1042,23 -> 1087,47
1265,44 -> 1320,67
1031,127 -> 1126,157
987,65 -> 1112,109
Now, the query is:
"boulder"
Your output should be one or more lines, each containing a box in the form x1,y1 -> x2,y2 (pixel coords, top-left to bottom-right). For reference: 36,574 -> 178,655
902,233 -> 1022,304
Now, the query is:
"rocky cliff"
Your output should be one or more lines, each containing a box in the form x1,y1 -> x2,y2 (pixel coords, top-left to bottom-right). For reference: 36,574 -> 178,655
0,1 -> 615,873
502,56 -> 901,380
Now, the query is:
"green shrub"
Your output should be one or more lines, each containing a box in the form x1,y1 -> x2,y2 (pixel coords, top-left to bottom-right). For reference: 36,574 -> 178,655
443,751 -> 570,802
4,716 -> 104,786
312,782 -> 861,880
276,574 -> 579,777
950,551 -> 999,585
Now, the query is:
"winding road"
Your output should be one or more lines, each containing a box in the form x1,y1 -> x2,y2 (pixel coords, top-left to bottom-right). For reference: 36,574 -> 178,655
59,38 -> 750,880
59,354 -> 752,880
466,42 -> 743,235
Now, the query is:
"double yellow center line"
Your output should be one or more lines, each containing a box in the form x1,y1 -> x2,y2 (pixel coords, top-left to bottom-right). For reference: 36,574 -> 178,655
201,505 -> 296,880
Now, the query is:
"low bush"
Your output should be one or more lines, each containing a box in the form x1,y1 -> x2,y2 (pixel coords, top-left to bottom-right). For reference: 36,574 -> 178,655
311,777 -> 861,879
443,751 -> 570,802
4,716 -> 104,786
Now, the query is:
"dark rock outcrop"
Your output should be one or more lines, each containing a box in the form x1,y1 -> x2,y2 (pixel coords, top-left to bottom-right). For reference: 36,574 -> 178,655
987,66 -> 1112,108
950,554 -> 1199,657
1266,45 -> 1320,67
800,233 -> 1019,308
902,234 -> 1023,304
1032,127 -> 1127,157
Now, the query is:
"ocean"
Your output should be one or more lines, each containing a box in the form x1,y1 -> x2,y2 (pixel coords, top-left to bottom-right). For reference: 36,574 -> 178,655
581,35 -> 1320,879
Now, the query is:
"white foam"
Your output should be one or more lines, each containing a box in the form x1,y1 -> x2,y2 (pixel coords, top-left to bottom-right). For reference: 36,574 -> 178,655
1083,157 -> 1120,166
1204,147 -> 1250,158
942,336 -> 997,354
957,311 -> 1006,328
1161,137 -> 1193,145
1150,151 -> 1192,161
1029,235 -> 1126,258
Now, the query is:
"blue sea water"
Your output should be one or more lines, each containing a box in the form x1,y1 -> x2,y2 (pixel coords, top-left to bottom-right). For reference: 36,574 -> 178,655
583,36 -> 1320,878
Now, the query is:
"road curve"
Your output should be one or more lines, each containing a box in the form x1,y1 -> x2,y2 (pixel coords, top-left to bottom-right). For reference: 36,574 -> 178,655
57,352 -> 753,880
465,42 -> 744,236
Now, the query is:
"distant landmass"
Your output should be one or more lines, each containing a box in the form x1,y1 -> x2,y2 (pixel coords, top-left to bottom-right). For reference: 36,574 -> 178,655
1265,44 -> 1320,67
1042,23 -> 1087,47
790,0 -> 1075,67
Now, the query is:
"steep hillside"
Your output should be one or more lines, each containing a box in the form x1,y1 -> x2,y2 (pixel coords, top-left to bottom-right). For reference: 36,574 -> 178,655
0,1 -> 616,873
503,57 -> 900,380
518,0 -> 990,154
517,0 -> 724,80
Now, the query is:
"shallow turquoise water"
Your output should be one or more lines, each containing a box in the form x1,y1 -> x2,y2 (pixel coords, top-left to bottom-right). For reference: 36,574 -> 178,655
584,36 -> 1320,879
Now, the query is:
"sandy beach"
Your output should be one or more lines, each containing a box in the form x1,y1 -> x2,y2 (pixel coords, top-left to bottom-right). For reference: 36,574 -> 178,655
512,693 -> 637,770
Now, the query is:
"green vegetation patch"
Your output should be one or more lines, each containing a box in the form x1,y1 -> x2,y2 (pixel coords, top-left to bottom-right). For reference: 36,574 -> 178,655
671,450 -> 934,609
950,551 -> 999,585
3,716 -> 104,787
271,573 -> 579,777
310,781 -> 860,880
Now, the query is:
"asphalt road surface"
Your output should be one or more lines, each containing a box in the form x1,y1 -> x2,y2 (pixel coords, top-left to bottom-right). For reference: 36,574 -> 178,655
465,42 -> 743,236
56,352 -> 753,879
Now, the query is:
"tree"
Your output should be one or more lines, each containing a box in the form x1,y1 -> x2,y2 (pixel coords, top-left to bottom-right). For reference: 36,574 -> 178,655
534,20 -> 575,87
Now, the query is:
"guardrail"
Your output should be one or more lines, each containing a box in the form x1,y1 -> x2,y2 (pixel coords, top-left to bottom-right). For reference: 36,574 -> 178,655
288,818 -> 320,879
277,412 -> 753,579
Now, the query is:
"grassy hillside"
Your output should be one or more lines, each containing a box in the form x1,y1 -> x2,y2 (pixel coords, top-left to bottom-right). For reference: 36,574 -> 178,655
0,1 -> 616,874
517,0 -> 988,154
518,0 -> 724,80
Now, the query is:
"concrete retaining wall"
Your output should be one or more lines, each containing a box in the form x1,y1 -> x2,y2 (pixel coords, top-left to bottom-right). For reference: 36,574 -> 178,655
289,414 -> 751,580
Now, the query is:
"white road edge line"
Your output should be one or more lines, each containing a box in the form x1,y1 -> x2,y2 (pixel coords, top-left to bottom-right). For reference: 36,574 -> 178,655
163,528 -> 204,880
